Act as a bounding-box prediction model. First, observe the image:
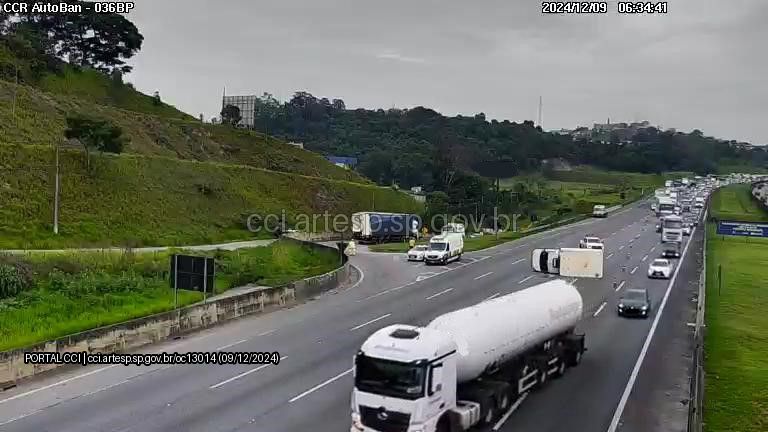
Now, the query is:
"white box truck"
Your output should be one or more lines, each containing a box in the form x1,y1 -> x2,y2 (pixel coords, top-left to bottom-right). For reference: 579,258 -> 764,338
424,233 -> 464,265
531,247 -> 604,278
350,280 -> 586,432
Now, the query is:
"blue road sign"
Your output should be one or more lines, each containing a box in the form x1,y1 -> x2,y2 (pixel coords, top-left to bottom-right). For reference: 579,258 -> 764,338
716,220 -> 768,238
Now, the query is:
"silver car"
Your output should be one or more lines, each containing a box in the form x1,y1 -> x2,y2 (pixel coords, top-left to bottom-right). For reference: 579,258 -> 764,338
407,245 -> 428,261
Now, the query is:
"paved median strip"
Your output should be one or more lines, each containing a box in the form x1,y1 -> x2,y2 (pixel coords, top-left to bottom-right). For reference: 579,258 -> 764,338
426,288 -> 454,300
350,313 -> 392,331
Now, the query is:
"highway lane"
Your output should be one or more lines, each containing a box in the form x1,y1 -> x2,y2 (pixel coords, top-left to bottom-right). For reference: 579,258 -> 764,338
0,200 -> 700,432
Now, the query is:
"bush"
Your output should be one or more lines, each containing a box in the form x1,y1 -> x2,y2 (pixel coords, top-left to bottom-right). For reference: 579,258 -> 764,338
0,264 -> 27,299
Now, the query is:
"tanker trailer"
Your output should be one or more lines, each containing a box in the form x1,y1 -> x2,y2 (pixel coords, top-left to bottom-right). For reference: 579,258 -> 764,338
350,279 -> 585,432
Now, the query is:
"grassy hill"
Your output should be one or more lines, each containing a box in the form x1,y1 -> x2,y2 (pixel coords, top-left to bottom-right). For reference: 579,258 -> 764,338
0,79 -> 368,182
0,144 -> 421,249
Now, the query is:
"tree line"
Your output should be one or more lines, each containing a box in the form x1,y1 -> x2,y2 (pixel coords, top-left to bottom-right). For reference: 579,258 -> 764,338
237,92 -> 765,189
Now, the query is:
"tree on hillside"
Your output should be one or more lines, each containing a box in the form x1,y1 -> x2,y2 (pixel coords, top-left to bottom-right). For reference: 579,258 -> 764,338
64,115 -> 125,171
2,0 -> 144,73
220,105 -> 242,126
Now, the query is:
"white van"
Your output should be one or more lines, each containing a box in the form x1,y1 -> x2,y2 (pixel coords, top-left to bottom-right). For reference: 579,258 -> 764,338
424,233 -> 464,265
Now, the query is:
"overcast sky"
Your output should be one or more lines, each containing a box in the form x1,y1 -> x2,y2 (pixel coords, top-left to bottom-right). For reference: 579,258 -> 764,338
126,0 -> 768,144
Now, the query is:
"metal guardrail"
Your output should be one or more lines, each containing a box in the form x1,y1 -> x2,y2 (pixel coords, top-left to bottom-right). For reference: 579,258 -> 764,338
688,209 -> 708,432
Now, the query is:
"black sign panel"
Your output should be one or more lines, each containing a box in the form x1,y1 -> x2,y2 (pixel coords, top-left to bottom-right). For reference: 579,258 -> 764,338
472,159 -> 517,179
170,255 -> 215,292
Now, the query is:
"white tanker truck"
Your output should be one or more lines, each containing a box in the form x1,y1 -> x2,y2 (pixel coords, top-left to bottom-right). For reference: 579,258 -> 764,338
350,280 -> 585,432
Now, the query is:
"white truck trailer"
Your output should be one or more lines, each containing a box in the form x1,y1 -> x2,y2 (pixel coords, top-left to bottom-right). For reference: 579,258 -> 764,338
350,280 -> 585,432
531,247 -> 604,278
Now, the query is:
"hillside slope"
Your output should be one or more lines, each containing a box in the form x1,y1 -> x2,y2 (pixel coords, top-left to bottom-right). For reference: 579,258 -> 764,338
0,79 -> 368,182
0,144 -> 421,249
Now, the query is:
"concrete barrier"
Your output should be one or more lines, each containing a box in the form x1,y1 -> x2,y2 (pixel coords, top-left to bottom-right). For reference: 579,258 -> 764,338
0,243 -> 350,388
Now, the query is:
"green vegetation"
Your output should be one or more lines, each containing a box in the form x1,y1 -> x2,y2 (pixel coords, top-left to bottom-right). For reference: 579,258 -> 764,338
709,184 -> 768,222
0,79 -> 367,183
0,144 -> 421,249
704,186 -> 768,432
0,240 -> 339,351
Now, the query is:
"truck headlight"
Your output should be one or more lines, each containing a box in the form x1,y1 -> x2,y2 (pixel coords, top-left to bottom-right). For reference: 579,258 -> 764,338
618,304 -> 624,309
641,306 -> 648,311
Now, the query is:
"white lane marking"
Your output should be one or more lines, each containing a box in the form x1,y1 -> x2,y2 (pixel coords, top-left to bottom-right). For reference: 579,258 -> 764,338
483,292 -> 500,302
0,365 -> 172,426
568,278 -> 578,285
650,245 -> 657,252
642,254 -> 648,262
258,329 -> 276,337
493,393 -> 529,431
209,356 -> 287,390
215,339 -> 247,351
288,368 -> 353,403
611,232 -> 618,236
345,264 -> 365,291
350,314 -> 392,331
606,224 -> 696,432
426,288 -> 454,300
619,245 -> 625,251
593,302 -> 608,317
607,253 -> 615,259
0,365 -> 118,405
518,275 -> 534,284
615,281 -> 626,292
511,258 -> 526,265
630,266 -> 638,275
635,234 -> 641,239
474,271 -> 494,280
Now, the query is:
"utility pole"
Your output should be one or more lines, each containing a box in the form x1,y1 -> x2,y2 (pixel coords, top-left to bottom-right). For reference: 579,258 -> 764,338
537,96 -> 543,129
53,140 -> 60,235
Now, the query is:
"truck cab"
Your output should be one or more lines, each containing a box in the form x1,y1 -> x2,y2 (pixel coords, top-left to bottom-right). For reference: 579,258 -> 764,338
661,215 -> 684,243
351,325 -> 459,432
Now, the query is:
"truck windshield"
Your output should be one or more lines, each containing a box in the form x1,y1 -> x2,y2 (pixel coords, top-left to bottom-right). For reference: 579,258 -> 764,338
664,220 -> 683,229
659,204 -> 675,212
429,242 -> 447,251
354,354 -> 426,400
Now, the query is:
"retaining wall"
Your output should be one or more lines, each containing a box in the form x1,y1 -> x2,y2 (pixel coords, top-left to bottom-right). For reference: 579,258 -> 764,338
0,241 -> 350,388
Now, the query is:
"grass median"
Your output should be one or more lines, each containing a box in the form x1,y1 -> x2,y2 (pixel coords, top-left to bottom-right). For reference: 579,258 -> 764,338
0,240 -> 339,352
703,186 -> 768,432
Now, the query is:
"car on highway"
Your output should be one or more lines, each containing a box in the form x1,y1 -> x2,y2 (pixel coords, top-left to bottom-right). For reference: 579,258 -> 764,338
579,236 -> 603,249
406,245 -> 428,261
647,258 -> 673,279
682,223 -> 692,236
618,288 -> 651,318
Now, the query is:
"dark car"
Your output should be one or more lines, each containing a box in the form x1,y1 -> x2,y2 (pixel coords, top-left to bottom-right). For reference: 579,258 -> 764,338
618,288 -> 651,318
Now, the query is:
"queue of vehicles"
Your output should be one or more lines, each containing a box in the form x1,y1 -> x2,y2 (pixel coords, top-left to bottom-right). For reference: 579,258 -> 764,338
349,176 -> 734,431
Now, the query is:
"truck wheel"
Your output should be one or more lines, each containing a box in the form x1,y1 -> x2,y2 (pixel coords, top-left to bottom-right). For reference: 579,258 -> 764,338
436,415 -> 451,432
537,366 -> 549,388
554,358 -> 566,378
480,399 -> 496,425
569,349 -> 583,367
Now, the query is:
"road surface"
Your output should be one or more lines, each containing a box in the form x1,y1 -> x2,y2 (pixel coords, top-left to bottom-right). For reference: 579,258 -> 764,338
0,201 -> 701,432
